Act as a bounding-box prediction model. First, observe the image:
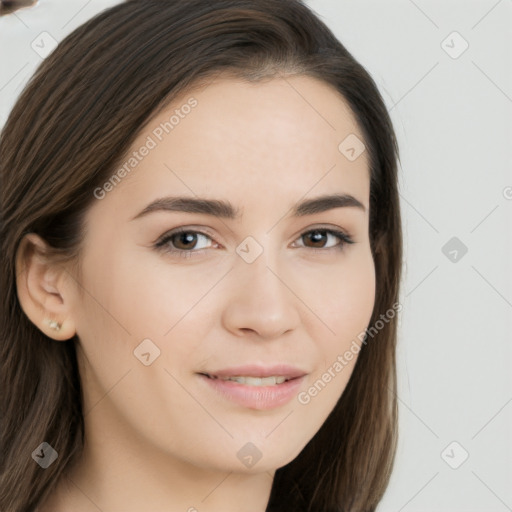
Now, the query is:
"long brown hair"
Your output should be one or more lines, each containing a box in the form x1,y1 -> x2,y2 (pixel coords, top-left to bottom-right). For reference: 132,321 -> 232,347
0,1 -> 402,510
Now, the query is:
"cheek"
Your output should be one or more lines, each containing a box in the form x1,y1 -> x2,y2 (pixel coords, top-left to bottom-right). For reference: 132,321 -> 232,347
332,260 -> 375,342
70,243 -> 164,391
301,249 -> 376,343
300,250 -> 375,399
76,250 -> 223,377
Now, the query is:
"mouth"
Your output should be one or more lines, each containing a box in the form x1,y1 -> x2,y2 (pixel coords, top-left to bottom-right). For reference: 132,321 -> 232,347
198,364 -> 307,385
199,373 -> 300,386
197,365 -> 308,410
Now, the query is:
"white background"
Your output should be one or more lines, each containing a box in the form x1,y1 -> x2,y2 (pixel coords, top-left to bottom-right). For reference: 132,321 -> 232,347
1,1 -> 511,510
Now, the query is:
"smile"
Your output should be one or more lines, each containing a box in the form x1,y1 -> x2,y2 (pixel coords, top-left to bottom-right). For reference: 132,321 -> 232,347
203,374 -> 292,386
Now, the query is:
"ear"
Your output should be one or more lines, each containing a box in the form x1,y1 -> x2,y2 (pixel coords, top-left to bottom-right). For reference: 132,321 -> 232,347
15,233 -> 77,341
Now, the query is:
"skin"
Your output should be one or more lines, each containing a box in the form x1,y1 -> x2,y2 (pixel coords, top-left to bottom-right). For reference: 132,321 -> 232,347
17,74 -> 375,512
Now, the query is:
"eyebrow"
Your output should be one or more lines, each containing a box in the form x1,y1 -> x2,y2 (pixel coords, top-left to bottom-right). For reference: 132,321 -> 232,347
131,193 -> 366,221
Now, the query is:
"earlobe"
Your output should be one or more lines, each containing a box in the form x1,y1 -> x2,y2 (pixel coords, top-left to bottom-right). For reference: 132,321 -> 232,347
15,233 -> 77,341
46,318 -> 62,331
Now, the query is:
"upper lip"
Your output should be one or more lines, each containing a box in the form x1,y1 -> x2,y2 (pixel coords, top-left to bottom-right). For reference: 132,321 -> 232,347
200,364 -> 307,380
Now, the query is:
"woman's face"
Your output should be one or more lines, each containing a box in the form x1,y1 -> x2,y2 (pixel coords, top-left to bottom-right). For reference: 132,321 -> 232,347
63,75 -> 375,474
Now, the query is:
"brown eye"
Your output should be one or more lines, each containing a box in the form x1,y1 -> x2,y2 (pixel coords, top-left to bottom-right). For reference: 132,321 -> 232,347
172,232 -> 201,250
303,230 -> 330,248
155,229 -> 215,255
296,229 -> 354,251
154,226 -> 354,258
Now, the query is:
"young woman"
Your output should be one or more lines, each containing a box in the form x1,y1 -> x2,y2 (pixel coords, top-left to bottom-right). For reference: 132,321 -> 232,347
0,1 -> 402,510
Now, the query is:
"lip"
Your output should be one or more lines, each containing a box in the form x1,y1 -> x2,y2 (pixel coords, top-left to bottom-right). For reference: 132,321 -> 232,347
197,364 -> 307,410
202,364 -> 307,380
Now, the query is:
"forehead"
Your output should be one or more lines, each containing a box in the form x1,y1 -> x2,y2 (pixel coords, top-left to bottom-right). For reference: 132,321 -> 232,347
154,74 -> 366,167
94,74 -> 370,218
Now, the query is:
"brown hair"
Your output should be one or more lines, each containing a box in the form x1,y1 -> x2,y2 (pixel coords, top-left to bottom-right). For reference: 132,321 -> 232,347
0,1 -> 402,510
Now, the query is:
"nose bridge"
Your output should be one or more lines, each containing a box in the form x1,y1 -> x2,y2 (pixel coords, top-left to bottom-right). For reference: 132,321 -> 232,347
221,240 -> 301,338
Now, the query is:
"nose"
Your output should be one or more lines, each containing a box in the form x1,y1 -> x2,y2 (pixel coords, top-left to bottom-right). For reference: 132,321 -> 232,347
221,248 -> 301,341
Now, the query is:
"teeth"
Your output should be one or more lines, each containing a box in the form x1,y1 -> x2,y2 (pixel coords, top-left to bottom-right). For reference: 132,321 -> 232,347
217,375 -> 288,386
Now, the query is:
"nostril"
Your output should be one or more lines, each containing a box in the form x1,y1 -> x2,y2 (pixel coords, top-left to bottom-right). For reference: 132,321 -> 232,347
0,0 -> 38,16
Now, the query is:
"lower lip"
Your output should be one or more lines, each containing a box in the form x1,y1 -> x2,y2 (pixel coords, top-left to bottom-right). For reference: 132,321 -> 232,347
199,374 -> 305,410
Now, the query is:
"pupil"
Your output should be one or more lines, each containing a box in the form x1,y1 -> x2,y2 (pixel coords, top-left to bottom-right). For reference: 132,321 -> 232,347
308,230 -> 326,247
176,232 -> 196,249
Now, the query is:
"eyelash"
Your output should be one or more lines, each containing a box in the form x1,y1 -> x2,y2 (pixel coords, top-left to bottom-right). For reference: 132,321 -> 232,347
154,226 -> 355,259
